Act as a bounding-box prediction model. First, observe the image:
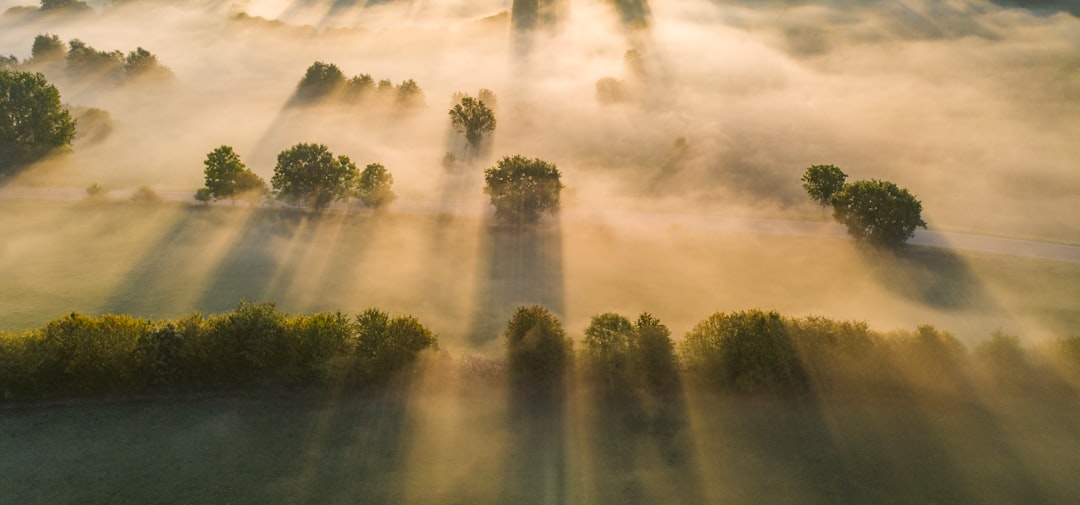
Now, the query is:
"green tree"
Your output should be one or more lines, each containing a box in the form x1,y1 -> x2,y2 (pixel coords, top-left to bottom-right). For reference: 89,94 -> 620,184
343,73 -> 374,102
582,312 -> 633,384
65,39 -> 124,82
124,47 -> 170,80
40,0 -> 90,11
271,143 -> 359,211
355,163 -> 396,209
395,79 -> 424,108
293,61 -> 345,103
200,145 -> 267,204
631,313 -> 679,393
830,179 -> 927,248
354,309 -> 438,382
801,164 -> 847,210
505,305 -> 572,389
449,96 -> 496,151
680,310 -> 808,394
31,34 -> 66,62
0,70 -> 76,176
483,155 -> 563,225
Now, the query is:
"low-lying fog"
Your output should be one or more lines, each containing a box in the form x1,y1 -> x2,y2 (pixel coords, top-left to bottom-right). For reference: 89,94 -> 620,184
1,0 -> 1078,345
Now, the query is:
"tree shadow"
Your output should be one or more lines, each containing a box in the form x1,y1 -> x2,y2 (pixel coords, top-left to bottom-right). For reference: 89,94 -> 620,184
856,244 -> 995,311
503,376 -> 571,504
582,379 -> 708,504
465,222 -> 565,346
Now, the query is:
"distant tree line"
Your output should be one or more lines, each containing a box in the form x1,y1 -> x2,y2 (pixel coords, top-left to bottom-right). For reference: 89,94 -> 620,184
0,302 -> 437,400
2,302 -> 1078,402
292,61 -> 424,109
5,33 -> 173,85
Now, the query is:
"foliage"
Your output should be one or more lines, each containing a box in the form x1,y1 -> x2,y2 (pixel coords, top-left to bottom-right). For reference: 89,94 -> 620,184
40,0 -> 90,11
449,95 -> 496,150
680,310 -> 808,394
483,155 -> 563,225
294,61 -> 345,103
123,47 -> 171,80
65,39 -> 124,82
354,309 -> 438,382
582,312 -> 633,384
582,312 -> 679,394
343,73 -> 374,101
504,305 -> 573,390
70,106 -> 112,144
200,145 -> 267,203
801,164 -> 847,209
0,56 -> 17,70
0,302 -> 438,400
31,34 -> 66,62
395,79 -> 424,108
477,88 -> 498,110
0,70 -> 76,175
271,143 -> 359,211
355,163 -> 396,209
830,179 -> 927,248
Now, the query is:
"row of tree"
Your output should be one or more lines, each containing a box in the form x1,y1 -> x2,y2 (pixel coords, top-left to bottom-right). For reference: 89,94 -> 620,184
509,306 -> 1080,399
292,61 -> 423,108
3,34 -> 172,84
195,144 -> 396,212
5,301 -> 1074,402
802,164 -> 927,248
0,302 -> 438,400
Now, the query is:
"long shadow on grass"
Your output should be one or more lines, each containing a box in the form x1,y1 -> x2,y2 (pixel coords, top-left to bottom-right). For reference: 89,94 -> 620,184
466,222 -> 565,346
582,380 -> 708,504
857,244 -> 995,311
503,380 -> 572,504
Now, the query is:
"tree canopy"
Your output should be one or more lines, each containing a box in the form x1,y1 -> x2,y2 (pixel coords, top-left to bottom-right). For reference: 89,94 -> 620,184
801,164 -> 847,209
831,179 -> 927,248
483,155 -> 563,225
271,143 -> 359,211
355,163 -> 396,209
198,145 -> 267,204
505,305 -> 572,390
0,70 -> 76,176
449,95 -> 496,151
293,61 -> 345,103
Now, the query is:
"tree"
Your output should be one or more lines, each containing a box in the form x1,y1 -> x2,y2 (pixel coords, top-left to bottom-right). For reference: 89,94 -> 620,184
395,79 -> 424,108
583,313 -> 633,384
40,0 -> 90,11
31,34 -> 66,62
293,61 -> 345,104
449,96 -> 496,151
355,163 -> 396,209
483,155 -> 563,225
66,39 -> 124,82
504,305 -> 572,390
830,179 -> 927,248
631,313 -> 679,393
801,164 -> 847,210
200,145 -> 266,204
271,143 -> 358,211
0,70 -> 76,176
354,309 -> 438,382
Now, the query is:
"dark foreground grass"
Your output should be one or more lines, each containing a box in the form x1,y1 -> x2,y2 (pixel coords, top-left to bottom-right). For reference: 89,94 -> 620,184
3,373 -> 1079,505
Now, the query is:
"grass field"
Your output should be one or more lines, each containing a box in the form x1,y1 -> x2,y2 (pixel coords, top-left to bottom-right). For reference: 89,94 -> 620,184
1,200 -> 1078,349
3,362 -> 1079,504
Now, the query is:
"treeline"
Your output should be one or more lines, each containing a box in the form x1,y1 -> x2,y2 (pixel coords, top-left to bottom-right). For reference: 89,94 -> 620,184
2,34 -> 172,84
292,61 -> 424,109
0,302 -> 436,400
3,303 -> 1078,402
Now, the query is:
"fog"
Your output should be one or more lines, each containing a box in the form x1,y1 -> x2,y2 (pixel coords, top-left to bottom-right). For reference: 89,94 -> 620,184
1,0 -> 1078,347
